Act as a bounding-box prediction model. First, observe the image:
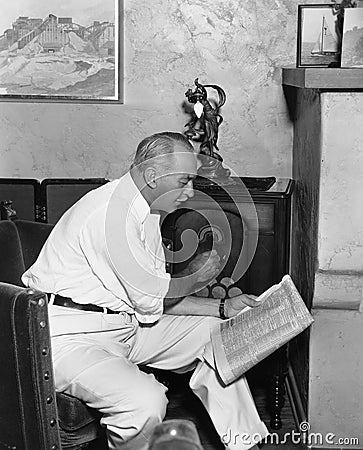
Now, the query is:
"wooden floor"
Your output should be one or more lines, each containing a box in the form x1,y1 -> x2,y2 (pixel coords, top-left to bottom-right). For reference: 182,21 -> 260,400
164,371 -> 303,450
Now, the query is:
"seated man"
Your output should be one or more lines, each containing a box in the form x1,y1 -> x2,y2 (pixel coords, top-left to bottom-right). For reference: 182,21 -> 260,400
22,131 -> 268,450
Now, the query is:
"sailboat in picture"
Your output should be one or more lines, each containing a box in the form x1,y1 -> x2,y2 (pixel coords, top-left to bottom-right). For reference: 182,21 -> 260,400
311,15 -> 338,56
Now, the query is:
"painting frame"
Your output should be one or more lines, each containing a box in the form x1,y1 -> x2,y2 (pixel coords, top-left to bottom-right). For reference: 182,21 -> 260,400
297,4 -> 341,68
341,7 -> 363,68
0,0 -> 123,103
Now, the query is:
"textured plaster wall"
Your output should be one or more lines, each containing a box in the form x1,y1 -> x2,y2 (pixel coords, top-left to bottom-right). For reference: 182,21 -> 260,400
313,93 -> 363,312
318,93 -> 363,272
307,92 -> 363,446
0,0 -> 311,179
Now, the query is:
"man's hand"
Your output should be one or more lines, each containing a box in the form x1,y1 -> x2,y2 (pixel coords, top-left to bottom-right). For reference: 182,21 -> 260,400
224,293 -> 261,318
186,250 -> 220,283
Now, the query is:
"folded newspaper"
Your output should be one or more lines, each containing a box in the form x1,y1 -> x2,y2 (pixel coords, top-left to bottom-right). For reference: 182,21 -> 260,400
211,275 -> 313,385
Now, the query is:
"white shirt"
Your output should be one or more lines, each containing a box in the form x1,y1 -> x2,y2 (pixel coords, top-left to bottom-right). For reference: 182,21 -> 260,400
22,172 -> 170,324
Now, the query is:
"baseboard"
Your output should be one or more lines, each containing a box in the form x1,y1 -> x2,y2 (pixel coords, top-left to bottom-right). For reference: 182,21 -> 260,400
285,364 -> 307,430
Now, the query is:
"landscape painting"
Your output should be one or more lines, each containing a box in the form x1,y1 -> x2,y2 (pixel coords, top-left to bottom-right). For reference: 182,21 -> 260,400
0,0 -> 122,102
341,7 -> 363,68
297,4 -> 340,68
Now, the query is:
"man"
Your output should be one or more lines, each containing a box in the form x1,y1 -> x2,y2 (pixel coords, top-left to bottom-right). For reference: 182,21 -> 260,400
22,132 -> 268,450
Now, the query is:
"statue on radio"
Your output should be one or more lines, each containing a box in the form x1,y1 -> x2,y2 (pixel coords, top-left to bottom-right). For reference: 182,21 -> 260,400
184,78 -> 231,184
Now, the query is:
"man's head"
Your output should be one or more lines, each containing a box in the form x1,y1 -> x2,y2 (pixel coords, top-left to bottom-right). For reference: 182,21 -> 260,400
130,132 -> 198,213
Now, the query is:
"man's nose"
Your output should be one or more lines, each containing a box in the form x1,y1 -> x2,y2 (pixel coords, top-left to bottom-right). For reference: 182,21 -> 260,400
184,181 -> 194,198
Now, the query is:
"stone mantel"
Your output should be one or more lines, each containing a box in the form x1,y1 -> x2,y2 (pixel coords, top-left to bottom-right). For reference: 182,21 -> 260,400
282,67 -> 363,90
283,71 -> 363,312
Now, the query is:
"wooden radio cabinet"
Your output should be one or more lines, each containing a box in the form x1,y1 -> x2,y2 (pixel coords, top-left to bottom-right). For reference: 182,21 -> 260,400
161,177 -> 294,429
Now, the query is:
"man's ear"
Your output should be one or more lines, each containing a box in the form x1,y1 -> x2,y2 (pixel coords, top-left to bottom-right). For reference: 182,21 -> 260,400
143,166 -> 158,189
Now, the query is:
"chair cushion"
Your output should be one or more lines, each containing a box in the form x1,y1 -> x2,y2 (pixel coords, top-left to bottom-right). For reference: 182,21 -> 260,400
0,221 -> 25,285
57,392 -> 102,432
57,394 -> 106,448
15,220 -> 53,269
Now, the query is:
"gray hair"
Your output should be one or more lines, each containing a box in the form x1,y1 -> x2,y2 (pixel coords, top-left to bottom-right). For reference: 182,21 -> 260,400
130,132 -> 194,172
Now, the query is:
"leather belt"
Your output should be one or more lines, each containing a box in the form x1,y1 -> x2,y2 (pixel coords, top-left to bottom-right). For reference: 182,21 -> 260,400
48,294 -> 119,314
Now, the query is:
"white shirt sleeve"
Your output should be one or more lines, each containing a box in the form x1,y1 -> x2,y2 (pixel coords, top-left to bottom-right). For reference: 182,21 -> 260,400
82,204 -> 170,324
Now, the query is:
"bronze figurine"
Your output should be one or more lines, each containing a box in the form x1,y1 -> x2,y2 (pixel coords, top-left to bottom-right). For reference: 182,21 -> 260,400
184,78 -> 231,184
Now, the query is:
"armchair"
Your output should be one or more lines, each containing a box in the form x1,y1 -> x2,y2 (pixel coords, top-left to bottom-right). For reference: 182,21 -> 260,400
0,216 -> 107,449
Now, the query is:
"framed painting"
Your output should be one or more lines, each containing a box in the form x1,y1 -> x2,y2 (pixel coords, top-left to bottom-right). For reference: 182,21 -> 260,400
297,4 -> 341,68
0,0 -> 123,103
341,7 -> 363,67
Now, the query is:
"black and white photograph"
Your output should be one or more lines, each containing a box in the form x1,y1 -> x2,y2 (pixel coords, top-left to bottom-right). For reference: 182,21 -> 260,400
0,1 -> 362,450
297,4 -> 340,67
341,6 -> 363,67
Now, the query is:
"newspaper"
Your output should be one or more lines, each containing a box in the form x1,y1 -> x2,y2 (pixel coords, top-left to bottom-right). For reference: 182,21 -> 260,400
211,275 -> 313,385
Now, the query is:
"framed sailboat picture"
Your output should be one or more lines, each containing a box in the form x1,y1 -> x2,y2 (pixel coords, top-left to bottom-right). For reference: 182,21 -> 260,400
297,4 -> 341,68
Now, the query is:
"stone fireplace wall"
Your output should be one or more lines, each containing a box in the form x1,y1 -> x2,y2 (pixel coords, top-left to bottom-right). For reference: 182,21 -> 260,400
287,76 -> 363,446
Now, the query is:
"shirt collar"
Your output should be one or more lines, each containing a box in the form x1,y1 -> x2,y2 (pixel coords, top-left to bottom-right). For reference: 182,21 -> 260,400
124,171 -> 150,224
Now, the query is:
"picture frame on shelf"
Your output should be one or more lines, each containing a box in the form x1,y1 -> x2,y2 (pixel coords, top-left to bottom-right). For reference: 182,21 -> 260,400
341,7 -> 363,67
0,0 -> 123,103
297,4 -> 341,68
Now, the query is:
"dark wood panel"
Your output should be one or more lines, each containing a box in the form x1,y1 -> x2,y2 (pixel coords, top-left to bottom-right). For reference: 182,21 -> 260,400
0,178 -> 39,221
246,234 -> 275,295
254,203 -> 274,232
39,178 -> 109,224
288,88 -> 321,415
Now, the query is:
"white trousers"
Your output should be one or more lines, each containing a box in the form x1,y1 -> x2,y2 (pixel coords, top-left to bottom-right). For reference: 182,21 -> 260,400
50,311 -> 268,450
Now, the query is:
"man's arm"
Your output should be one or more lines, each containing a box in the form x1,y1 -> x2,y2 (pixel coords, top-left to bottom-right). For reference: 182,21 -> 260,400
164,250 -> 220,299
164,292 -> 260,318
164,294 -> 220,316
163,249 -> 259,318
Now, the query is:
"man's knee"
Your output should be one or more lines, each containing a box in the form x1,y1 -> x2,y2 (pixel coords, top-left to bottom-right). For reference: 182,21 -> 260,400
131,374 -> 168,424
105,373 -> 168,448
